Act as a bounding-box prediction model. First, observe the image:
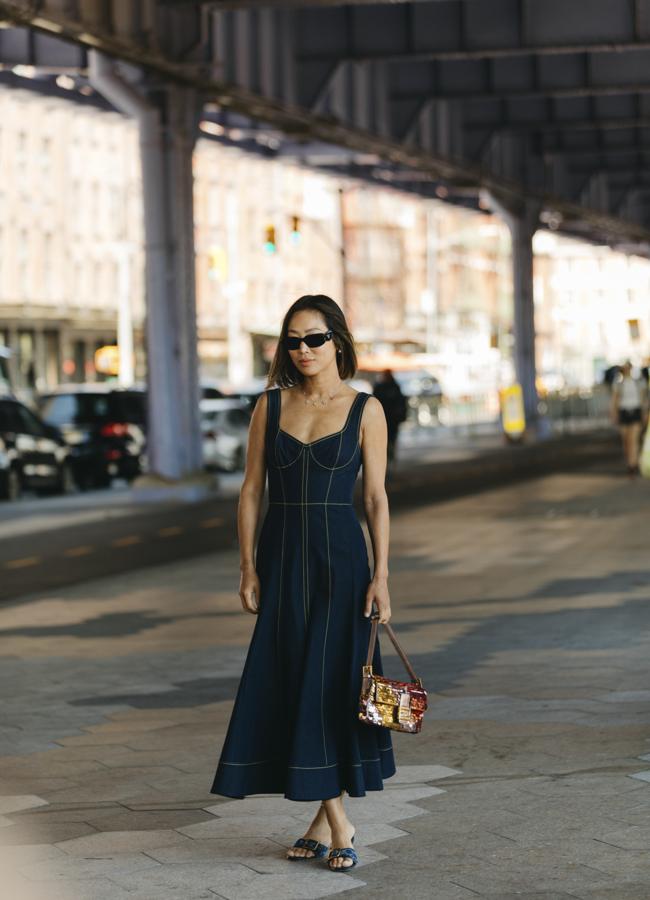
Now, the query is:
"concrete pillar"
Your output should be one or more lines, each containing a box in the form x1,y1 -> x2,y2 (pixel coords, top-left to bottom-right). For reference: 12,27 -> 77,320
487,193 -> 541,429
89,53 -> 203,481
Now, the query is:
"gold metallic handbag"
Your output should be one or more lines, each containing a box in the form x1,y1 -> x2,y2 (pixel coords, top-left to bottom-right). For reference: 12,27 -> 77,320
359,613 -> 427,734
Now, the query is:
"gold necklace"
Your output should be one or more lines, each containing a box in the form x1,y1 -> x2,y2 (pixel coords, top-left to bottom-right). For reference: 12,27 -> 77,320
301,384 -> 344,408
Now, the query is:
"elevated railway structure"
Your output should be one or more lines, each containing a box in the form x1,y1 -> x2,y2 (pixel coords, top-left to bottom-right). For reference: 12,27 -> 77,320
0,0 -> 647,477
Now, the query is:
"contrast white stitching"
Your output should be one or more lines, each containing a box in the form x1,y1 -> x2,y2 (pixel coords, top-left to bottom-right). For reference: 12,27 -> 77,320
320,428 -> 344,766
301,447 -> 307,626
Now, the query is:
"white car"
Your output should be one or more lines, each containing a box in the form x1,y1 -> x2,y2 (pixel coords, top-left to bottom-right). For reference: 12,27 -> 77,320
200,399 -> 250,472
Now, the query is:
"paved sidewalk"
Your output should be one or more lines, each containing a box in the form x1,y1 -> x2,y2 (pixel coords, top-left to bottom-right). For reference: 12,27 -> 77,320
1,462 -> 650,898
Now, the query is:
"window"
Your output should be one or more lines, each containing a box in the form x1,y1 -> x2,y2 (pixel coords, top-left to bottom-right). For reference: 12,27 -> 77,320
15,404 -> 46,438
39,394 -> 77,426
43,232 -> 53,300
0,401 -> 21,433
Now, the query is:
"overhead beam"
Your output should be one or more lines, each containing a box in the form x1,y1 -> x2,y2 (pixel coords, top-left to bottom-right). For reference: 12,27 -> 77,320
3,1 -> 650,248
164,0 -> 416,7
298,39 -> 650,65
465,117 -> 650,134
294,0 -> 650,65
541,146 -> 650,159
392,80 -> 650,104
569,162 -> 650,174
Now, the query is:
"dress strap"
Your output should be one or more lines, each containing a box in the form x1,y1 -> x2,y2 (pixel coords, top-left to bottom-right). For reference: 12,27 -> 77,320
347,391 -> 370,444
265,388 -> 280,445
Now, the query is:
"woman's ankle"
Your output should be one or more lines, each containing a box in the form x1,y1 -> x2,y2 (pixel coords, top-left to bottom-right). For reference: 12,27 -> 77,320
325,813 -> 354,834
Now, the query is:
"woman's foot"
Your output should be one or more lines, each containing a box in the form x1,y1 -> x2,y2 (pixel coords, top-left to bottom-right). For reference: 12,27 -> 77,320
327,821 -> 356,870
286,804 -> 331,860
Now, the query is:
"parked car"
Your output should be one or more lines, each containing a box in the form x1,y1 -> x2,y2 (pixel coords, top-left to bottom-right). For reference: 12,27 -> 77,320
37,385 -> 147,489
209,378 -> 266,413
0,346 -> 12,396
200,399 -> 250,472
201,378 -> 227,400
0,397 -> 74,500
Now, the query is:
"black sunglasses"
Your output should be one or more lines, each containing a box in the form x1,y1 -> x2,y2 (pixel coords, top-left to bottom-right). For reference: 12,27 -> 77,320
284,330 -> 334,351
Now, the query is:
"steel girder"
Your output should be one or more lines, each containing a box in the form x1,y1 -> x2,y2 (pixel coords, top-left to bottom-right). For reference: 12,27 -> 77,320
3,0 -> 650,248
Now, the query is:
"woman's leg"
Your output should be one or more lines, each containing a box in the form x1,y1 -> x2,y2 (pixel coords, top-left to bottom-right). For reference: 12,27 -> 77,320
285,802 -> 332,859
628,422 -> 641,469
322,792 -> 356,869
620,425 -> 631,467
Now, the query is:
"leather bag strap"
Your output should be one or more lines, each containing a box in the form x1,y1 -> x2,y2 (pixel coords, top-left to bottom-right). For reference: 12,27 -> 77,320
365,613 -> 421,684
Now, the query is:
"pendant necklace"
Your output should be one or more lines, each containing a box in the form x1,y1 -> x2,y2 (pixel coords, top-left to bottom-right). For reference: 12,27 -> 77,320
301,384 -> 344,408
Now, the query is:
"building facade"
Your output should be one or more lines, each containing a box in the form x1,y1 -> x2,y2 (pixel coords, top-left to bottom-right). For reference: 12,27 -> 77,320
1,82 -> 648,403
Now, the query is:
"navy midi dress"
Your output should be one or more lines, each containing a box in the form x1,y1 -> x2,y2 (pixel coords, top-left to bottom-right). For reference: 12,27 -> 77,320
211,387 -> 396,801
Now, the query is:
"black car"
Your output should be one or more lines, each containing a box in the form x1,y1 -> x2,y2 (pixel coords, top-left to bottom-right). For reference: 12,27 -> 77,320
37,386 -> 147,490
0,397 -> 74,501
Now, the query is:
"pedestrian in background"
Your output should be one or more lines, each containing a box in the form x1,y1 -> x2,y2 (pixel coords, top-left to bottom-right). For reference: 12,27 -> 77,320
610,360 -> 648,476
372,369 -> 407,466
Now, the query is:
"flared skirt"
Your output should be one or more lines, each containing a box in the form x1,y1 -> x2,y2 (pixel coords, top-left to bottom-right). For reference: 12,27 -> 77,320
211,504 -> 396,801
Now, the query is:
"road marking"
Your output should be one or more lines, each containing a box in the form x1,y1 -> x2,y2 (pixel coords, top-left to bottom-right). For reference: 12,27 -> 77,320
64,546 -> 95,557
158,526 -> 183,538
200,517 -> 224,528
5,556 -> 40,569
112,535 -> 142,547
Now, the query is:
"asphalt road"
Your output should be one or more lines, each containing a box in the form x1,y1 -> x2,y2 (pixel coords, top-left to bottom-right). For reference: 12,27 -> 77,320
0,489 -> 239,604
0,425 -> 619,603
0,424 -> 490,603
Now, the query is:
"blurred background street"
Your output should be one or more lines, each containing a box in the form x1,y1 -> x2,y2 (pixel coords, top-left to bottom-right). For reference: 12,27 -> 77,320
2,1 -> 650,897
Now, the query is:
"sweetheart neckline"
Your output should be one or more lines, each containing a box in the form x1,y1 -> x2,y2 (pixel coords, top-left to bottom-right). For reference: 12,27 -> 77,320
278,426 -> 348,447
277,390 -> 361,446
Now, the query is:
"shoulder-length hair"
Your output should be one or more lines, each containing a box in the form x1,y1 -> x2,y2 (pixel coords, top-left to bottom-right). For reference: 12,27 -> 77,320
266,295 -> 358,388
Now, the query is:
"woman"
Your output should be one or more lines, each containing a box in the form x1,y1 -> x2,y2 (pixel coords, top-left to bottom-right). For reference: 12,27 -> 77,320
210,295 -> 395,871
610,360 -> 648,476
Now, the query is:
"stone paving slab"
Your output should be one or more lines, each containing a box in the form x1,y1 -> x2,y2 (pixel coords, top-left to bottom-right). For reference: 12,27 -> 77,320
2,466 -> 650,898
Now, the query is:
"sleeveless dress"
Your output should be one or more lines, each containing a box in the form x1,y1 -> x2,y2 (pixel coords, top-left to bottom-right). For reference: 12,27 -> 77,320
210,387 -> 396,801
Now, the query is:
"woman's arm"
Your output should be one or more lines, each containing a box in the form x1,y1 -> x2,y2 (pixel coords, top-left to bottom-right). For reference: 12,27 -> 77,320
360,396 -> 392,624
238,392 -> 268,614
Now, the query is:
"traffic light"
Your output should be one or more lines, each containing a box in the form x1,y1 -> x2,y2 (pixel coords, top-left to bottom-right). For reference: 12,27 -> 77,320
208,245 -> 228,281
290,215 -> 301,245
264,225 -> 277,254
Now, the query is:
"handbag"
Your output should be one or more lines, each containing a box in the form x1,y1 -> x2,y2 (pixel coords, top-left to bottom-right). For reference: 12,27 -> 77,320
359,613 -> 428,733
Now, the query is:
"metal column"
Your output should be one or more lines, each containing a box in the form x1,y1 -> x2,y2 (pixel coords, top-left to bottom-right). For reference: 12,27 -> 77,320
89,53 -> 203,480
488,193 -> 541,429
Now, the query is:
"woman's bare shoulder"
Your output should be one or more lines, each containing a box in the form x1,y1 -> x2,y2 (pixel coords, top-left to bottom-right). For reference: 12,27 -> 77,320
362,394 -> 386,420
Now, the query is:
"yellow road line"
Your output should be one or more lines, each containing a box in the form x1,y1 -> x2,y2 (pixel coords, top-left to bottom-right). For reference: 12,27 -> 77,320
200,517 -> 224,528
112,535 -> 142,547
158,526 -> 183,538
5,556 -> 40,569
64,546 -> 95,557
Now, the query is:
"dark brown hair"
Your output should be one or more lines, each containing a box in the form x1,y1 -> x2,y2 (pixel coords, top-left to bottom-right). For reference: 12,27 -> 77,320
266,295 -> 358,388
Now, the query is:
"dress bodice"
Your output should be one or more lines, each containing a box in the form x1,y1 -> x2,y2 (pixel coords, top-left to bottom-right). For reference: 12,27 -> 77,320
212,384 -> 396,802
265,388 -> 370,506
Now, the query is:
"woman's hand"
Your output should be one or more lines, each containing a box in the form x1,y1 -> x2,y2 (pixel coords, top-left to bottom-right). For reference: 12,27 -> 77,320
364,575 -> 391,624
239,565 -> 261,614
